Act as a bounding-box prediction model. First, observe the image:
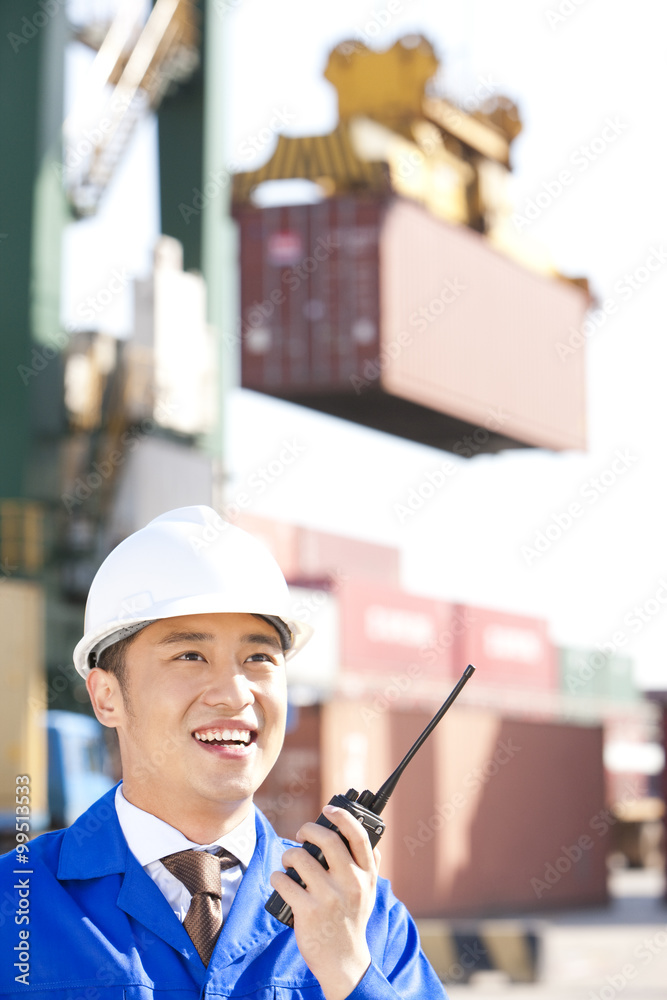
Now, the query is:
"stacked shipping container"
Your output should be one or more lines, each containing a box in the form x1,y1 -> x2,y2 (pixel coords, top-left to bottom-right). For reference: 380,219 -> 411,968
250,519 -> 653,916
235,196 -> 590,454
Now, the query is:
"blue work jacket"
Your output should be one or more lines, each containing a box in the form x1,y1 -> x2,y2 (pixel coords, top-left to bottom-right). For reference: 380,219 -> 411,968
0,784 -> 447,999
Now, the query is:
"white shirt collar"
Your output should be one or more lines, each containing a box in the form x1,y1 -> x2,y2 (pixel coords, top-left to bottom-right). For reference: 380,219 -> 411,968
114,783 -> 256,869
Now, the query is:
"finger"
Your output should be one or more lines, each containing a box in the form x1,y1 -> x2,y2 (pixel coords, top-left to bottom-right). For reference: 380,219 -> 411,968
293,820 -> 354,873
280,845 -> 336,893
270,869 -> 309,910
322,805 -> 376,869
294,809 -> 374,874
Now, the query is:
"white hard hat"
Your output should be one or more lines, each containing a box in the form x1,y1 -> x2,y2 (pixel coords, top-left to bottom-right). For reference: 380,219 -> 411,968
73,505 -> 313,678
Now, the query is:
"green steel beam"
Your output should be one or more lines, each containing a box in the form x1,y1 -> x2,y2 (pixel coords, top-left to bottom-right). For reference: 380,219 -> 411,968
0,0 -> 67,500
155,2 -> 205,273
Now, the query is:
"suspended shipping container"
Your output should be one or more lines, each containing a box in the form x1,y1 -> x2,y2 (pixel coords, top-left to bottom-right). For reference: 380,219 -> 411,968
235,195 -> 589,455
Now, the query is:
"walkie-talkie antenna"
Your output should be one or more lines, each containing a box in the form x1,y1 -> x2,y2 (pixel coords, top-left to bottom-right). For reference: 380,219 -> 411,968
367,664 -> 475,815
266,663 -> 476,926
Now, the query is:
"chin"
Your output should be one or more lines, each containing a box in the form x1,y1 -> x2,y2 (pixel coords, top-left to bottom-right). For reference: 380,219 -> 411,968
190,775 -> 257,804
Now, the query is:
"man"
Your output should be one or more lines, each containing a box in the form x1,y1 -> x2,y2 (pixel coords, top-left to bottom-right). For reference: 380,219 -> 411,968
0,506 -> 447,999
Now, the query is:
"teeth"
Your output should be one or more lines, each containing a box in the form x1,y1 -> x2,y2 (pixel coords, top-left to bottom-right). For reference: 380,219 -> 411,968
194,728 -> 252,744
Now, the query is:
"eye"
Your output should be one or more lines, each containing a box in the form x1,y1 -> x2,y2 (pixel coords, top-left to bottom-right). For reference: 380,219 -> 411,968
246,651 -> 280,665
176,651 -> 205,661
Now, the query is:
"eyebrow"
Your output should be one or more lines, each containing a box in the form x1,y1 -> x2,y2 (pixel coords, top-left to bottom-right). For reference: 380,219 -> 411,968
157,631 -> 216,646
156,629 -> 283,652
241,631 -> 284,652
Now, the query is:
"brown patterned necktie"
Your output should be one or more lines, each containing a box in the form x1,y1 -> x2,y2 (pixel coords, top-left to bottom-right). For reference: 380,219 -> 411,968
160,846 -> 241,965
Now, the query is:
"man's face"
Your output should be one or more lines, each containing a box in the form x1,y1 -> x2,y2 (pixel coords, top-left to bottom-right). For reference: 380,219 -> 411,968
95,612 -> 288,831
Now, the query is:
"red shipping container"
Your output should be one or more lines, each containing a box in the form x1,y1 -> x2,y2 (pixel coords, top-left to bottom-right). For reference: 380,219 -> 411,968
389,708 -> 608,916
378,198 -> 587,451
338,579 -> 455,683
305,698 -> 608,917
237,197 -> 382,390
235,195 -> 589,454
235,512 -> 400,587
293,524 -> 400,588
454,603 -> 558,691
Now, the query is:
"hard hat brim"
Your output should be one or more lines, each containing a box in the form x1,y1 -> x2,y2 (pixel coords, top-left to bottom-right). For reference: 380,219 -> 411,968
73,601 -> 313,678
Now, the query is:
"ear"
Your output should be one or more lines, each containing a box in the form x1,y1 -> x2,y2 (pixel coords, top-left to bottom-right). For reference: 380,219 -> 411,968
86,667 -> 125,728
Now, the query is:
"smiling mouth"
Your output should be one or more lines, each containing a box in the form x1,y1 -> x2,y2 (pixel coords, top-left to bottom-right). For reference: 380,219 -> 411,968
193,728 -> 256,747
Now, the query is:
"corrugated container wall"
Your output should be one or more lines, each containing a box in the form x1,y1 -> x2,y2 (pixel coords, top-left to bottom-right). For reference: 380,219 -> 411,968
234,512 -> 401,588
378,198 -> 587,450
454,604 -> 558,693
236,195 -> 589,454
267,697 -> 608,916
337,579 -> 454,687
237,198 -> 382,390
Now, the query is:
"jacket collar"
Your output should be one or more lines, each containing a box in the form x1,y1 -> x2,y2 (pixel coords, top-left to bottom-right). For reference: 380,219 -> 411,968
55,784 -> 308,984
57,783 -> 194,958
57,782 -> 128,879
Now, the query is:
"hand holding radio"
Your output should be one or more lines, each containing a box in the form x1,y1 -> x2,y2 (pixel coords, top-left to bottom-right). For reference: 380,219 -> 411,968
266,664 -> 475,928
269,803 -> 379,999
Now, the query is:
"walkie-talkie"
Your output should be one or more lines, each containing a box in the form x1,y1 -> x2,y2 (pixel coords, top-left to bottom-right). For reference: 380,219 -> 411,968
265,663 -> 475,926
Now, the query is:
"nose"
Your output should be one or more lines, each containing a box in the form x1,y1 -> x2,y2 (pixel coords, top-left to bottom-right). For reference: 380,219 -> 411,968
201,659 -> 254,712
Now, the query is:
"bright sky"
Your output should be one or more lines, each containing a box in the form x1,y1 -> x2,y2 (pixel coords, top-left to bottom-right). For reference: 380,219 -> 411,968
63,0 -> 667,689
